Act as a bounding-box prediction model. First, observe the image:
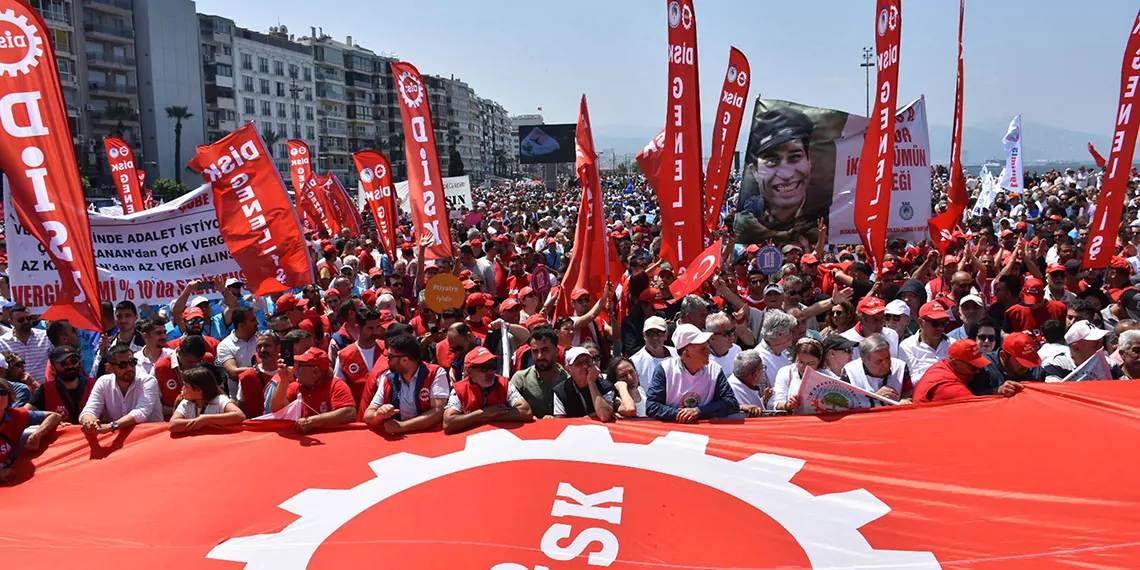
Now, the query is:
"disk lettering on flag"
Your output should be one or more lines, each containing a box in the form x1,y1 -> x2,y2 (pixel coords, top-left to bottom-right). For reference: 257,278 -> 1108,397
302,173 -> 341,237
705,47 -> 750,231
354,150 -> 399,256
104,137 -> 145,214
669,239 -> 723,299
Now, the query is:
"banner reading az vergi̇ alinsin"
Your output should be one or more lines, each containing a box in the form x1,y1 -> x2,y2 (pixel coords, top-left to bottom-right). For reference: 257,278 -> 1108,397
734,97 -> 931,246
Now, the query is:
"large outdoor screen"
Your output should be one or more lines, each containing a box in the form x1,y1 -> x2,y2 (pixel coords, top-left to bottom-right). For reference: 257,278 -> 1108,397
517,124 -> 576,164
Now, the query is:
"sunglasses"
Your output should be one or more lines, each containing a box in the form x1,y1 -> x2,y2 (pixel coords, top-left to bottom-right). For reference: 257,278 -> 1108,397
13,317 -> 29,324
469,362 -> 497,372
712,330 -> 736,338
831,310 -> 845,317
187,318 -> 206,325
925,319 -> 950,328
109,358 -> 138,369
884,314 -> 904,322
645,329 -> 666,337
975,334 -> 997,342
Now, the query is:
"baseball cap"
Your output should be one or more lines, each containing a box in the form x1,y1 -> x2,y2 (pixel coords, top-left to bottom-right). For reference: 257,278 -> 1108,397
943,256 -> 959,267
800,253 -> 820,265
1002,332 -> 1042,368
322,244 -> 337,254
225,278 -> 244,288
643,316 -> 668,333
464,346 -> 497,369
745,244 -> 760,254
565,347 -> 592,366
1110,256 -> 1131,271
918,301 -> 951,320
820,335 -> 859,354
190,295 -> 210,307
462,279 -> 478,291
638,288 -> 667,310
1000,229 -> 1015,238
470,239 -> 482,249
671,323 -> 712,350
323,289 -> 341,300
368,267 -> 385,278
293,347 -> 331,371
948,339 -> 990,368
49,345 -> 79,364
763,284 -> 784,295
1046,263 -> 1066,275
1021,278 -> 1045,305
424,259 -> 440,270
518,286 -> 536,299
465,292 -> 494,308
885,299 -> 911,316
1064,320 -> 1108,344
571,287 -> 591,301
275,293 -> 307,312
360,289 -> 377,307
959,294 -> 985,308
400,242 -> 414,252
183,307 -> 205,321
782,244 -> 803,254
657,262 -> 674,275
524,314 -> 549,329
499,298 -> 521,312
856,296 -> 887,316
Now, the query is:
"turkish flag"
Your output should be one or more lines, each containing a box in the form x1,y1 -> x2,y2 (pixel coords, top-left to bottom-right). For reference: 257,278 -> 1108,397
104,137 -> 144,214
0,2 -> 102,331
354,150 -> 399,257
189,122 -> 314,295
5,383 -> 1140,569
636,128 -> 666,192
669,239 -> 723,299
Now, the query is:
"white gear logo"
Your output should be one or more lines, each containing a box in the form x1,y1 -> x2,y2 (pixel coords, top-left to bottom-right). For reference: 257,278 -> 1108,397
359,167 -> 374,184
207,425 -> 940,569
0,9 -> 45,77
397,71 -> 423,109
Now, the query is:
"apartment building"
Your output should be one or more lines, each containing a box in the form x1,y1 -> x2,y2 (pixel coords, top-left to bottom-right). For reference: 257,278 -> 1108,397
478,97 -> 514,177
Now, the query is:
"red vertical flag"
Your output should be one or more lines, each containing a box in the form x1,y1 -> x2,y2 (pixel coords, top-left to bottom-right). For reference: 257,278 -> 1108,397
656,0 -> 704,268
286,139 -> 320,233
636,128 -> 666,191
391,61 -> 453,260
927,0 -> 965,256
1088,142 -> 1107,169
138,169 -> 154,210
354,150 -> 399,257
1084,10 -> 1140,269
0,2 -> 101,331
103,136 -> 144,214
705,47 -> 750,231
189,123 -> 314,295
302,171 -> 341,237
854,0 -> 902,272
324,172 -> 362,237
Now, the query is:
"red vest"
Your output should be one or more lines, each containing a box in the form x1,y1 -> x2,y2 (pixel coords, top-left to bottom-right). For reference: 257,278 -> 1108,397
43,378 -> 94,423
1,407 -> 32,466
452,375 -> 509,412
380,363 -> 442,419
337,342 -> 383,404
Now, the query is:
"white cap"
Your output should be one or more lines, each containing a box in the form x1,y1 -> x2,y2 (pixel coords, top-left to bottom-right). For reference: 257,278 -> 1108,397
959,294 -> 985,308
643,316 -> 668,333
1065,320 -> 1108,344
565,347 -> 592,366
763,284 -> 784,295
225,278 -> 244,288
885,299 -> 910,316
672,323 -> 712,351
190,296 -> 210,307
0,296 -> 14,310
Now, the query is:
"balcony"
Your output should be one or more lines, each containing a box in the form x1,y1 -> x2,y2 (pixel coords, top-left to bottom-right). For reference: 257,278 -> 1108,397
84,23 -> 133,40
88,82 -> 136,98
83,0 -> 132,12
89,110 -> 139,124
86,51 -> 134,68
217,96 -> 236,110
41,8 -> 72,27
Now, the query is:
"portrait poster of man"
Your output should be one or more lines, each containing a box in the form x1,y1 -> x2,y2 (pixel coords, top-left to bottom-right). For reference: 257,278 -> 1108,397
735,96 -> 931,246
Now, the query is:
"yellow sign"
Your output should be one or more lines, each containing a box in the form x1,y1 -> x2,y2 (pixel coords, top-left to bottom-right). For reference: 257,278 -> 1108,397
425,273 -> 465,312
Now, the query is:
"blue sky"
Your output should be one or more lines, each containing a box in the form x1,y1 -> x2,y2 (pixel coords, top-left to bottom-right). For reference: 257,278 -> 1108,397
196,0 -> 1136,138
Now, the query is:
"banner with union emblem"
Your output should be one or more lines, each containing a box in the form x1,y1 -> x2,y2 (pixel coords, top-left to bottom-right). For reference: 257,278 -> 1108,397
796,367 -> 898,414
0,1 -> 102,330
353,150 -> 399,256
103,137 -> 145,215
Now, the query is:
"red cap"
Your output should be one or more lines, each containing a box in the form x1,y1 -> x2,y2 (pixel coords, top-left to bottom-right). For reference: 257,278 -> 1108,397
183,307 -> 205,321
459,269 -> 472,280
800,253 -> 819,265
1021,278 -> 1045,305
949,339 -> 990,368
462,279 -> 478,291
546,237 -> 557,244
918,301 -> 951,320
1110,256 -> 1131,270
463,346 -> 497,369
293,347 -> 331,371
518,286 -> 536,299
378,309 -> 396,324
499,298 -> 521,312
1015,221 -> 1028,231
1047,214 -> 1063,221
400,242 -> 414,252
1002,332 -> 1042,368
470,239 -> 482,249
745,244 -> 760,254
856,296 -> 887,316
1046,263 -> 1065,274
322,244 -> 337,254
571,287 -> 591,301
465,292 -> 494,308
1000,229 -> 1014,238
323,289 -> 341,299
368,267 -> 385,278
638,288 -> 667,310
360,290 -> 377,306
943,255 -> 959,267
524,314 -> 548,328
275,293 -> 308,312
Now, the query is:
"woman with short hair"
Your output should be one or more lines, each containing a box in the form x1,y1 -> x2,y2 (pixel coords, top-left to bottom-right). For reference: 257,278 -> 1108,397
771,337 -> 824,412
169,366 -> 246,433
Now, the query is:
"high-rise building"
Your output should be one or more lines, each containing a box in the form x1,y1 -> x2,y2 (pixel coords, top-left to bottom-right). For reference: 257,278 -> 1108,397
424,74 -> 479,177
477,97 -> 513,177
198,14 -> 236,143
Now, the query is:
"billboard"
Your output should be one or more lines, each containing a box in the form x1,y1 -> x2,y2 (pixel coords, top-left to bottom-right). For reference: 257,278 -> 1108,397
518,123 -> 576,164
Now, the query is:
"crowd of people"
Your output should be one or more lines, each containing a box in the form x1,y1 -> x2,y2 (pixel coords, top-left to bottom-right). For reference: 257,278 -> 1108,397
1,163 -> 1138,484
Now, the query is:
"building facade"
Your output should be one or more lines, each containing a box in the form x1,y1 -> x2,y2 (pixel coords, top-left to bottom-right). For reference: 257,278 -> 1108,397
478,97 -> 513,178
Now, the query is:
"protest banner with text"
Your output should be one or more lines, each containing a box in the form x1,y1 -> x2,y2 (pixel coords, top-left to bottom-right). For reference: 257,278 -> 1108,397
796,368 -> 898,415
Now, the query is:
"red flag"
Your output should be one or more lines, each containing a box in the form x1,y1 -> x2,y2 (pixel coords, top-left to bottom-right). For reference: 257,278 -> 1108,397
705,47 -> 750,231
657,0 -> 704,268
302,171 -> 341,238
189,123 -> 314,295
1088,142 -> 1107,169
138,169 -> 154,210
323,172 -> 362,237
392,61 -> 453,260
636,128 -> 666,191
1084,10 -> 1140,269
854,0 -> 902,272
354,150 -> 399,257
927,0 -> 965,256
0,2 -> 101,331
668,239 -> 723,299
286,140 -> 327,235
103,136 -> 144,215
557,95 -> 621,318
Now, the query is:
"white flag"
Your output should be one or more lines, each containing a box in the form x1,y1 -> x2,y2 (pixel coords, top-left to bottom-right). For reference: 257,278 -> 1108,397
998,115 -> 1023,193
973,167 -> 1000,216
796,368 -> 898,415
1062,350 -> 1113,382
252,398 -> 302,421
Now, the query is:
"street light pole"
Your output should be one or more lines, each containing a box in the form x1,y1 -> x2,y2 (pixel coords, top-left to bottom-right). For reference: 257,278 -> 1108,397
860,46 -> 875,116
289,70 -> 302,140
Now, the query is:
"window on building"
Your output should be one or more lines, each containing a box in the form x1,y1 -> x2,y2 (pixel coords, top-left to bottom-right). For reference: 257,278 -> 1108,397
258,57 -> 268,73
241,53 -> 252,70
278,123 -> 288,136
303,67 -> 312,81
243,98 -> 254,114
304,87 -> 313,101
222,45 -> 231,56
262,121 -> 272,134
305,106 -> 314,121
277,102 -> 286,118
259,79 -> 270,94
293,126 -> 301,139
276,82 -> 285,97
216,64 -> 232,78
261,101 -> 271,116
274,60 -> 284,76
306,126 -> 315,139
242,76 -> 254,92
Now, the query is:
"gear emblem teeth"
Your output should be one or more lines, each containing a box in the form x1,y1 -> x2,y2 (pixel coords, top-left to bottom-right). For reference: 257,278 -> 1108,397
208,426 -> 942,569
0,8 -> 46,77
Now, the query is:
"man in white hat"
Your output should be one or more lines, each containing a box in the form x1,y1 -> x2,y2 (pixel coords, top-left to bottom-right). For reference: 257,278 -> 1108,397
645,324 -> 738,423
884,300 -> 911,339
1042,320 -> 1108,382
630,316 -> 676,385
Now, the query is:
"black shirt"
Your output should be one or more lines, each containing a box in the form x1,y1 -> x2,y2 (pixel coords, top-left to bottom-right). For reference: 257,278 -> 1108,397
969,351 -> 1045,396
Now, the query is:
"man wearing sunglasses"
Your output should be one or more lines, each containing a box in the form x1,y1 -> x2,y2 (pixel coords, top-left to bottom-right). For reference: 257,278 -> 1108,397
78,344 -> 163,434
443,347 -> 533,434
26,346 -> 93,424
0,305 -> 52,386
168,306 -> 221,356
900,302 -> 952,381
270,346 -> 357,434
363,334 -> 449,433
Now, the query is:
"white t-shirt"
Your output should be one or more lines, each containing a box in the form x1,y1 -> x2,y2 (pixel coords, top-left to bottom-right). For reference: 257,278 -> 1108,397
369,366 -> 451,420
655,357 -> 722,408
631,346 -> 677,387
771,363 -> 805,408
898,333 -> 950,382
174,394 -> 234,419
709,344 -> 742,378
134,347 -> 173,378
728,375 -> 768,410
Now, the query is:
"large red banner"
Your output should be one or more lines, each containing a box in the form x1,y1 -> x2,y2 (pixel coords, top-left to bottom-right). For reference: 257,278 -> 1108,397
188,123 -> 313,295
354,150 -> 399,256
287,139 -> 324,235
103,136 -> 144,215
928,0 -> 966,256
324,172 -> 363,237
5,383 -> 1140,569
657,0 -> 704,268
1084,9 -> 1140,269
392,61 -> 453,260
854,0 -> 902,271
705,47 -> 750,231
0,2 -> 101,331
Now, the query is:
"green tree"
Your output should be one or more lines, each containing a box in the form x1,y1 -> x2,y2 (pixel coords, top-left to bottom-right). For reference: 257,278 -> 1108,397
164,105 -> 194,185
446,126 -> 465,177
261,129 -> 282,157
104,104 -> 137,138
152,177 -> 188,201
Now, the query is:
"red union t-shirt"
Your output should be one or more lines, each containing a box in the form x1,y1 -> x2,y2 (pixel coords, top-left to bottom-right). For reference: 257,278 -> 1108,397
1004,301 -> 1067,337
286,376 -> 356,418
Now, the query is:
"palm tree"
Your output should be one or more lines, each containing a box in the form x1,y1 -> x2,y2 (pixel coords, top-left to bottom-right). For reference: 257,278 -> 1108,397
104,104 -> 137,138
261,129 -> 282,157
446,126 -> 465,177
165,105 -> 193,185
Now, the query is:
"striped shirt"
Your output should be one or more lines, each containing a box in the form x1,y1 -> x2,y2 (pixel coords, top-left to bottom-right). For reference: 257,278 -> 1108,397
0,329 -> 52,384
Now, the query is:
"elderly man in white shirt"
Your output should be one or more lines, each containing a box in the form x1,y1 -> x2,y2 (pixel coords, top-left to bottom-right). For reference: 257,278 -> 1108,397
630,317 -> 676,383
753,310 -> 797,388
78,344 -> 163,433
840,334 -> 913,403
899,302 -> 952,381
706,311 -> 742,377
645,324 -> 738,423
